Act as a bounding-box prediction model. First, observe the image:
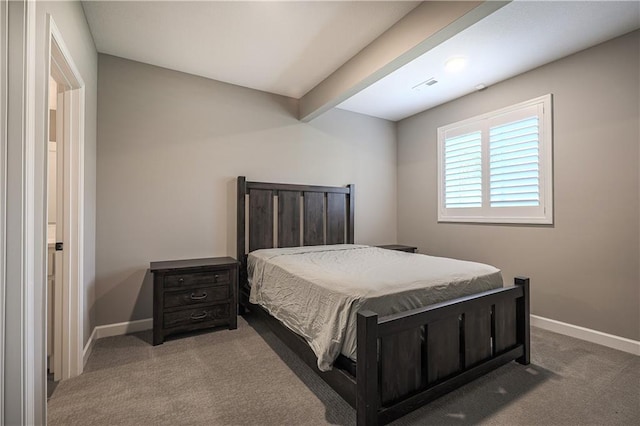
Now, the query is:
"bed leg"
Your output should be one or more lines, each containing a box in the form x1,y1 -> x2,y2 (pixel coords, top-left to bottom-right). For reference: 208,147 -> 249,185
515,276 -> 530,365
357,310 -> 379,426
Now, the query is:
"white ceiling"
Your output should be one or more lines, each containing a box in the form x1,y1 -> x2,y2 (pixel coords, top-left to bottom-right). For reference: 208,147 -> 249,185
82,1 -> 640,122
82,0 -> 419,98
338,0 -> 640,121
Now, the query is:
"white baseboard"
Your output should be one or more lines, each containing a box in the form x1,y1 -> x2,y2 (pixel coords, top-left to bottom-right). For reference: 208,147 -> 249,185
531,315 -> 640,356
94,318 -> 153,339
82,326 -> 97,367
82,319 -> 153,366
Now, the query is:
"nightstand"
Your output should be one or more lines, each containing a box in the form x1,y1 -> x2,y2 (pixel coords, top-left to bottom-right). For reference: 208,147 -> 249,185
150,257 -> 238,345
377,244 -> 418,253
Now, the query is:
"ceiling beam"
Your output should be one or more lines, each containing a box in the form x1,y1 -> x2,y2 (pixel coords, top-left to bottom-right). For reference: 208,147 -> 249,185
298,1 -> 510,122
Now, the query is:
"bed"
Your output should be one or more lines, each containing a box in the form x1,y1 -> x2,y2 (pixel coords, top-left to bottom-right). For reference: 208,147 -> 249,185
237,176 -> 530,425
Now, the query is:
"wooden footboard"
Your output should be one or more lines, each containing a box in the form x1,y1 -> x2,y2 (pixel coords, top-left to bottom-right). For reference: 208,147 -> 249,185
357,277 -> 530,426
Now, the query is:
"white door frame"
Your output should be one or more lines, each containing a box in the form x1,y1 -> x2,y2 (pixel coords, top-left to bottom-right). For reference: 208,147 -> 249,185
45,15 -> 85,381
2,0 -> 37,424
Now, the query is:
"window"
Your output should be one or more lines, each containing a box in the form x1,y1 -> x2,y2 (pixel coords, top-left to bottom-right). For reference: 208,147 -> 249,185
437,94 -> 553,224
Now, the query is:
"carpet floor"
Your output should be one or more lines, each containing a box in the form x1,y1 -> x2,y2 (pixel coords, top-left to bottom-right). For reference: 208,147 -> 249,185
48,315 -> 639,425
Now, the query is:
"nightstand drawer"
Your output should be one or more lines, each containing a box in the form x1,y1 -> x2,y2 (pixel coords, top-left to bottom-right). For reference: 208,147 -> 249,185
163,304 -> 230,329
164,270 -> 230,288
164,285 -> 230,309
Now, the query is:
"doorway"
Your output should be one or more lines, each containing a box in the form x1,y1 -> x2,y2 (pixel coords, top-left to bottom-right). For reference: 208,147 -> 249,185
44,16 -> 86,388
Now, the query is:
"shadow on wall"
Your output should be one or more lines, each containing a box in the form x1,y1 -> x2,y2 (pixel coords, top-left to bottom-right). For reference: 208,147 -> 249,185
226,178 -> 237,260
96,268 -> 154,327
136,269 -> 154,320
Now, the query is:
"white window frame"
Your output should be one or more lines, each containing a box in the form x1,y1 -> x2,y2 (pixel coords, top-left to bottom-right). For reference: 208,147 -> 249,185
437,94 -> 553,224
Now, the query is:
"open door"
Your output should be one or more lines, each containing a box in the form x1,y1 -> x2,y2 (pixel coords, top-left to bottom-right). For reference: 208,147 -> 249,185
53,86 -> 67,381
48,78 -> 65,382
46,76 -> 57,382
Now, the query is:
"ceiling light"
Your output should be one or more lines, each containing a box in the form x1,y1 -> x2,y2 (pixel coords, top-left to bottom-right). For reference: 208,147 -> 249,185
445,57 -> 467,73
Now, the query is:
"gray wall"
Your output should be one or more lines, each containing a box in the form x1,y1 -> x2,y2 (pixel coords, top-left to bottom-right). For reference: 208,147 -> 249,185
96,55 -> 397,326
397,30 -> 639,341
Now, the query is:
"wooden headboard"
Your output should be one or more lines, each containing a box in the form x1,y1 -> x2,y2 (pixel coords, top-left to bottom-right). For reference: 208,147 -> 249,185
236,176 -> 354,274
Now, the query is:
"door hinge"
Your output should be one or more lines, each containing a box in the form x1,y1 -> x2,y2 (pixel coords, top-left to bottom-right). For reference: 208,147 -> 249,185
55,242 -> 63,251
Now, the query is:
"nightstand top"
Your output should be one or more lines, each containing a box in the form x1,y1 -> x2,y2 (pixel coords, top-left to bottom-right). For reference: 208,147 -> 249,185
150,256 -> 238,272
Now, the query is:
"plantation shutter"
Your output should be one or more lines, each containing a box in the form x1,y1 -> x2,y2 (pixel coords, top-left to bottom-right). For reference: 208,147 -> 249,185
444,131 -> 482,208
437,95 -> 552,224
489,115 -> 540,207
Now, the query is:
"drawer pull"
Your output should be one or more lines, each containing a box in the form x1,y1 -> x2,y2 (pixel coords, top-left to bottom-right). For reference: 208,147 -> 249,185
190,312 -> 208,320
190,292 -> 208,301
214,274 -> 220,281
178,278 -> 185,284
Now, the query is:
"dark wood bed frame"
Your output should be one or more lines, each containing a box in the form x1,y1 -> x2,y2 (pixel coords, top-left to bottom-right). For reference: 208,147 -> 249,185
236,176 -> 530,426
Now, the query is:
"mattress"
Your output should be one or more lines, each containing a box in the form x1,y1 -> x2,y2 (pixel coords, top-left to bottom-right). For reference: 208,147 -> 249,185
248,244 -> 503,371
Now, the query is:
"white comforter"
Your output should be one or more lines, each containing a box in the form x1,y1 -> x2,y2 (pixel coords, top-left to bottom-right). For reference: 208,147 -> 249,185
248,245 -> 502,371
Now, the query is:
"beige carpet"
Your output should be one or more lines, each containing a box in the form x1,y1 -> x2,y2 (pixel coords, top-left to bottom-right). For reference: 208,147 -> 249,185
48,315 -> 639,425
